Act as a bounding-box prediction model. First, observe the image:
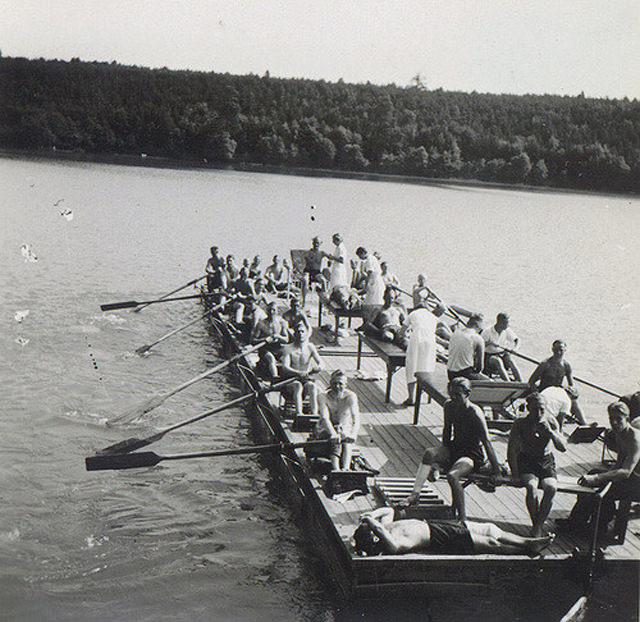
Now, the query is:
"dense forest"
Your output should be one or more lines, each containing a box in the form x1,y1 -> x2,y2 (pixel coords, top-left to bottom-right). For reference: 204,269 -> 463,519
1,56 -> 639,193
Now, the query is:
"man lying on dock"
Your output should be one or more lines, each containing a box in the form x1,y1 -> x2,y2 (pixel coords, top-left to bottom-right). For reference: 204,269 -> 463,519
361,287 -> 407,346
280,321 -> 323,418
528,339 -> 588,426
507,393 -> 567,536
316,370 -> 361,471
403,377 -> 503,520
353,507 -> 554,556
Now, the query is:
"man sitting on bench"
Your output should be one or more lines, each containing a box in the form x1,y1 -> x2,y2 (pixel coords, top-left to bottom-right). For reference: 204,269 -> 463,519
316,370 -> 361,471
354,507 -> 554,556
403,377 -> 503,520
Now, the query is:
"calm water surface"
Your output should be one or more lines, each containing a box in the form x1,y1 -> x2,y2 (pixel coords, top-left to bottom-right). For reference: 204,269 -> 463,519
0,157 -> 638,621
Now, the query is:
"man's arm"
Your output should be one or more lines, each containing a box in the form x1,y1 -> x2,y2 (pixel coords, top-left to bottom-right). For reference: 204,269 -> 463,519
280,347 -> 300,378
543,416 -> 567,452
308,344 -> 324,372
507,422 -> 522,480
442,403 -> 453,446
348,391 -> 361,441
564,361 -> 575,387
581,436 -> 640,486
362,516 -> 403,554
318,393 -> 337,437
475,407 -> 502,473
528,362 -> 544,392
473,335 -> 485,373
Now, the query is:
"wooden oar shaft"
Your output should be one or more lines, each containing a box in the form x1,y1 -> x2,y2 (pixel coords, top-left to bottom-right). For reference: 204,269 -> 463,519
86,438 -> 334,470
500,348 -> 621,398
101,293 -> 211,311
134,275 -> 206,311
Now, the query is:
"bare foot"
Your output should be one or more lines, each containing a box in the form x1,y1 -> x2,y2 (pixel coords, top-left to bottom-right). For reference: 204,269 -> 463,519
427,468 -> 440,483
528,533 -> 555,555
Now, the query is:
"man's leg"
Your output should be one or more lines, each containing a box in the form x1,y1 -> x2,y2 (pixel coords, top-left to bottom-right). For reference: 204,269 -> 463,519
340,441 -> 354,471
533,477 -> 557,536
467,522 -> 554,554
522,473 -> 540,529
404,446 -> 449,505
304,381 -> 318,416
487,355 -> 510,380
447,458 -> 475,520
289,381 -> 303,417
503,353 -> 522,381
570,398 -> 588,425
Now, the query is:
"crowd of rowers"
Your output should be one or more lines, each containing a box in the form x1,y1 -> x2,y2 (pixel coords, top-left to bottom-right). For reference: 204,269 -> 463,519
204,238 -> 640,556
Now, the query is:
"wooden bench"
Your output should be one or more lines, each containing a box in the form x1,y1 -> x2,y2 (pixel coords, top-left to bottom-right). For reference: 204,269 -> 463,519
317,291 -> 363,335
356,332 -> 406,403
413,370 -> 449,424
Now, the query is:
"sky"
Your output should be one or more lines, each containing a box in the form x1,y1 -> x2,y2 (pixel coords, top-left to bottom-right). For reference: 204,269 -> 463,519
1,0 -> 638,99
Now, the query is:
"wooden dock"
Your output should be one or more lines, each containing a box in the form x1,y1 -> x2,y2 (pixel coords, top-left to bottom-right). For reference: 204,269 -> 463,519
205,294 -> 639,607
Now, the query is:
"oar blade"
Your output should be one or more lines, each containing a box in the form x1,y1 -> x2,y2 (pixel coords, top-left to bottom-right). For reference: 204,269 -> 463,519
135,344 -> 151,356
100,300 -> 138,311
86,451 -> 161,471
109,393 -> 166,425
99,431 -> 165,455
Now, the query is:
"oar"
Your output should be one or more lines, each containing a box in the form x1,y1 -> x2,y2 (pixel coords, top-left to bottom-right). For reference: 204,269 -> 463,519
132,275 -> 206,312
99,377 -> 297,454
108,340 -> 269,425
135,297 -> 235,355
101,293 -> 212,312
499,348 -> 622,398
86,438 -> 335,471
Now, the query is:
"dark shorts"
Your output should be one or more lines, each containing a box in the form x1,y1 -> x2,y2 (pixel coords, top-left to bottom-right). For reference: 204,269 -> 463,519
426,520 -> 474,554
304,267 -> 322,282
447,367 -> 477,382
438,446 -> 485,472
518,453 -> 557,480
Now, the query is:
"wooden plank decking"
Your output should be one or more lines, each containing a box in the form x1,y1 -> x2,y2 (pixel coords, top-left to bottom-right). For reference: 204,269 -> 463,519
259,301 -> 640,567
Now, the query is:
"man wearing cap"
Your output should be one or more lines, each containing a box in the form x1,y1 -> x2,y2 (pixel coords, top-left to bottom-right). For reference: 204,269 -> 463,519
481,312 -> 522,381
403,377 -> 503,520
317,370 -> 361,471
508,392 -> 567,536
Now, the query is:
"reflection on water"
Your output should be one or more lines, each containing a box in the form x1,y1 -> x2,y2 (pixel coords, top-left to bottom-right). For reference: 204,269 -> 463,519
0,157 -> 638,620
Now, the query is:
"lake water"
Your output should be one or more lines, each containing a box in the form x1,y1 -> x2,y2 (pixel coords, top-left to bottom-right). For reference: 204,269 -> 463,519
0,156 -> 638,621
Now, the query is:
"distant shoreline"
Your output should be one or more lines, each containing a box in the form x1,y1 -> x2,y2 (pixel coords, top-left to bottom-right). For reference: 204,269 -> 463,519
1,148 -> 636,199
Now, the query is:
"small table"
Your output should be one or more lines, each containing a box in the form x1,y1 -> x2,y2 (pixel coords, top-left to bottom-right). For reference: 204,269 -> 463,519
317,291 -> 363,335
357,333 -> 406,403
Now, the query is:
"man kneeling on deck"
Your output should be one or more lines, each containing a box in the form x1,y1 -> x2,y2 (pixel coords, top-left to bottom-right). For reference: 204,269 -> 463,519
507,393 -> 567,536
315,370 -> 361,471
280,321 -> 323,417
353,507 -> 554,556
402,377 -> 503,520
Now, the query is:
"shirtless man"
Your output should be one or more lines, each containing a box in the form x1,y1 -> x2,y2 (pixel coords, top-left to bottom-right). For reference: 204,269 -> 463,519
317,370 -> 361,470
282,297 -> 310,334
251,301 -> 290,379
380,262 -> 399,293
301,236 -> 326,306
563,401 -> 640,536
447,314 -> 487,382
264,254 -> 289,293
205,246 -> 226,292
249,255 -> 262,279
481,313 -> 522,381
412,274 -> 429,309
508,393 -> 567,536
362,287 -> 407,347
280,321 -> 324,417
404,377 -> 503,520
354,507 -> 554,557
528,340 -> 587,425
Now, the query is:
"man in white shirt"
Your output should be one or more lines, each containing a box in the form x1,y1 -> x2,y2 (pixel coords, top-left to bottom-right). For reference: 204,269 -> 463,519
324,233 -> 348,293
447,314 -> 488,382
355,246 -> 385,321
481,313 -> 522,381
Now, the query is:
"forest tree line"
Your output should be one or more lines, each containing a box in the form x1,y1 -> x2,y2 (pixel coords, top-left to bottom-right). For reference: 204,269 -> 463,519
1,56 -> 639,193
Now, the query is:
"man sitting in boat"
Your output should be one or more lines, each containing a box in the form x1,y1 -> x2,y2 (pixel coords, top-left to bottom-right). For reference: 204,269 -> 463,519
233,296 -> 267,342
402,377 -> 503,520
282,297 -> 310,334
251,301 -> 290,380
249,255 -> 262,279
315,370 -> 361,471
560,401 -> 640,538
361,287 -> 407,346
528,340 -> 588,426
380,261 -> 399,294
280,321 -> 324,418
264,254 -> 289,294
411,273 -> 430,309
353,507 -> 554,556
481,312 -> 522,381
225,254 -> 240,282
447,314 -> 488,382
205,246 -> 226,292
507,392 -> 567,536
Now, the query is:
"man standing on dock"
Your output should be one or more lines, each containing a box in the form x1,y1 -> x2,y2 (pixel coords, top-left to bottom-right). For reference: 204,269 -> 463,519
403,377 -> 503,520
507,392 -> 567,536
317,370 -> 361,471
324,233 -> 349,295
